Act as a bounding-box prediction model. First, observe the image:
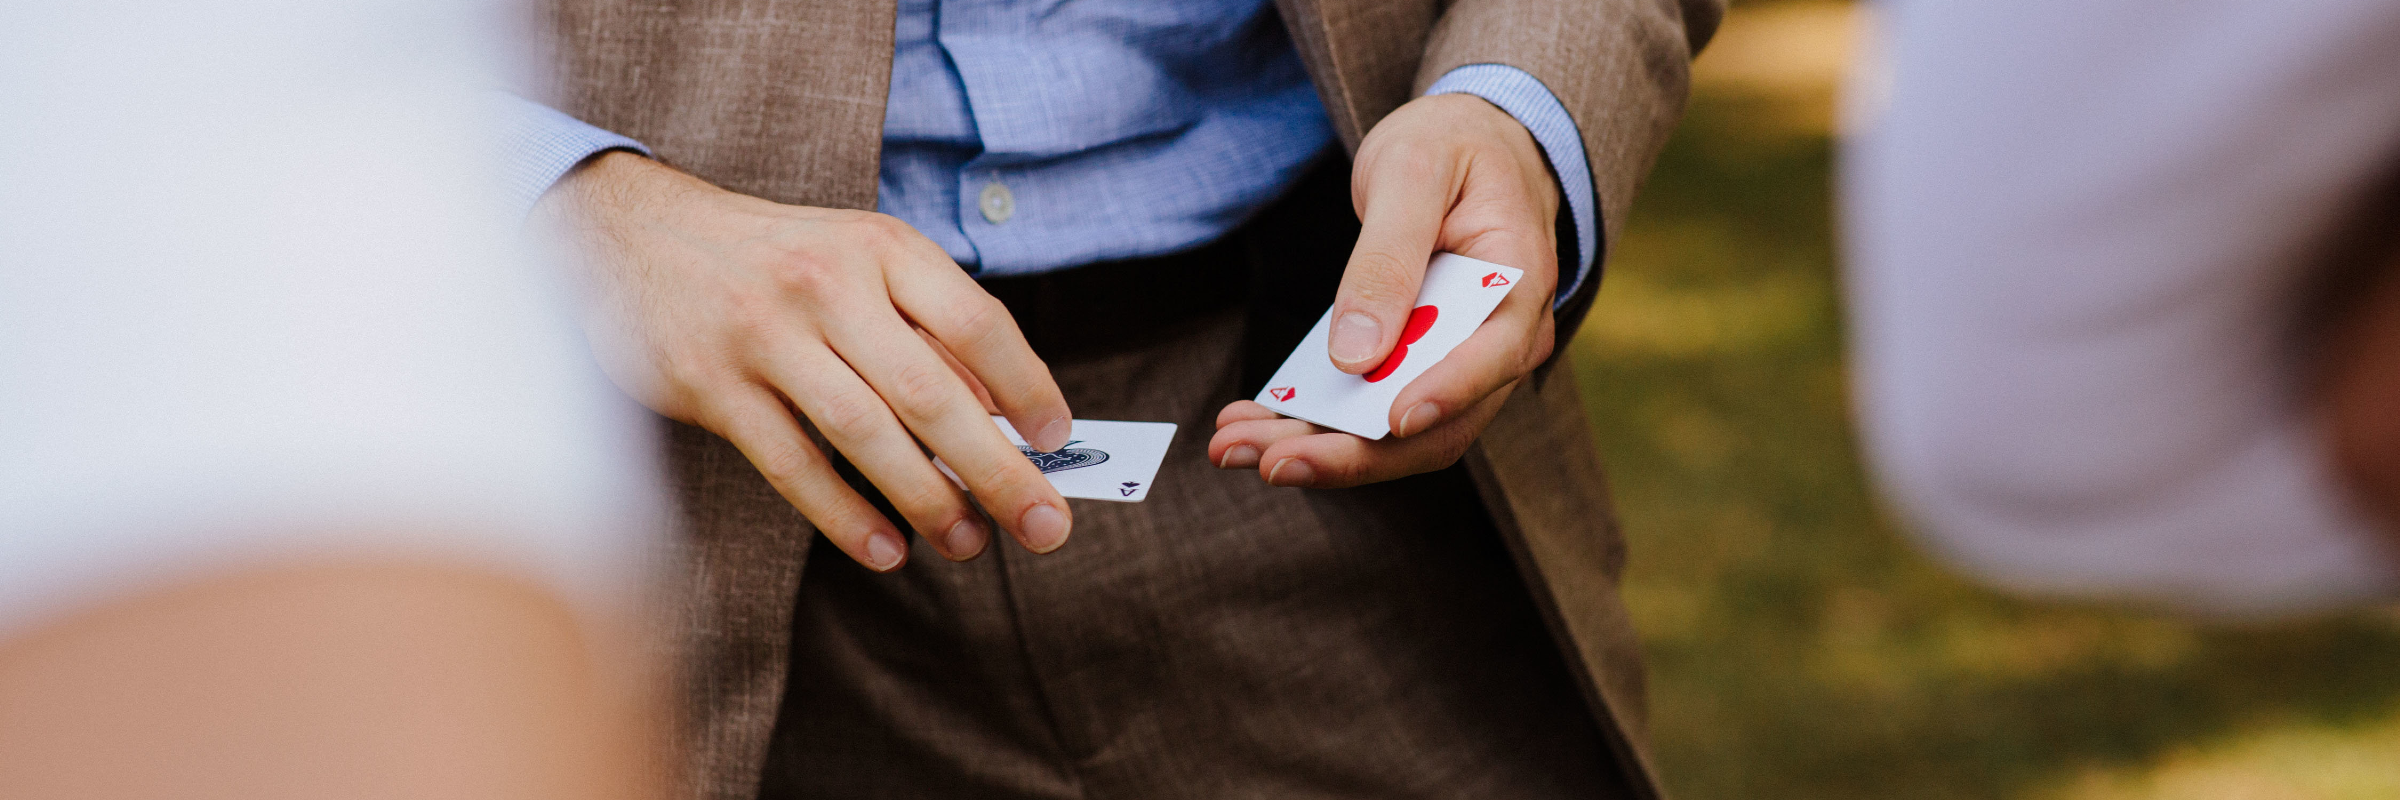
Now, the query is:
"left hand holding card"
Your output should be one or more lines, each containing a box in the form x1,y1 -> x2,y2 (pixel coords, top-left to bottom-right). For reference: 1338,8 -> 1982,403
937,418 -> 1179,503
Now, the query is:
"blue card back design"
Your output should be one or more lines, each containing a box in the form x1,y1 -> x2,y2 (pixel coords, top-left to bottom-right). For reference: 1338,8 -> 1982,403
1022,441 -> 1109,474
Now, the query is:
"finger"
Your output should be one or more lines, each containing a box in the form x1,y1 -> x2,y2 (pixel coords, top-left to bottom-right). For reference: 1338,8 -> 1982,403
1328,145 -> 1460,374
1255,387 -> 1514,489
1209,416 -> 1324,470
696,385 -> 913,571
819,309 -> 1074,555
887,246 -> 1074,452
1386,286 -> 1555,438
1214,399 -> 1283,429
758,343 -> 997,562
917,326 -> 1001,415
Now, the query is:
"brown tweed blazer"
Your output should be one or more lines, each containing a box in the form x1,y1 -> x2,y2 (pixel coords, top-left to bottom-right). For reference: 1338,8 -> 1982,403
542,1 -> 1721,797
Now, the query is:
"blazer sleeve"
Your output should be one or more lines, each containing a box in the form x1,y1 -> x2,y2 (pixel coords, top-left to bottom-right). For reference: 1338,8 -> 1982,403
1416,0 -> 1722,340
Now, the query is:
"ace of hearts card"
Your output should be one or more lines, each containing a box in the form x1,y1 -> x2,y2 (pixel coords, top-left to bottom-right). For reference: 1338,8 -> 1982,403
1254,253 -> 1524,439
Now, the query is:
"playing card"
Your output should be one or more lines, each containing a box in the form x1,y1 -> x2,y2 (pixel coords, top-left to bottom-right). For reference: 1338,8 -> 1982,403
1254,252 -> 1524,439
936,417 -> 1179,502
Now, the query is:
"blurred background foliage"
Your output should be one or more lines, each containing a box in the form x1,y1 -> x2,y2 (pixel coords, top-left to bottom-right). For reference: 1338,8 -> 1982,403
1568,2 -> 2400,798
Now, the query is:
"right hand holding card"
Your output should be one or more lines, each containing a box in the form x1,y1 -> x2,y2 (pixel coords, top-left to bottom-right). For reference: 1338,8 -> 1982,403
1208,94 -> 1564,490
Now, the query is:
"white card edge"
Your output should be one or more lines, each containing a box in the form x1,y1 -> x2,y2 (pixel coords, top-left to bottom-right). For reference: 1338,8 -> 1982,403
1255,396 -> 1391,440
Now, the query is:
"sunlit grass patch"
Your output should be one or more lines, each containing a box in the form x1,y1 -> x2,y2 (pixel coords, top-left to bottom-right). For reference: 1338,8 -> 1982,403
2039,714 -> 2400,800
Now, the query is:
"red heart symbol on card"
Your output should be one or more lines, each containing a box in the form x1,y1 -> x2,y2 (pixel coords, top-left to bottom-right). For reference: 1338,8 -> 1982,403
1364,304 -> 1439,383
1481,272 -> 1510,288
1269,386 -> 1296,402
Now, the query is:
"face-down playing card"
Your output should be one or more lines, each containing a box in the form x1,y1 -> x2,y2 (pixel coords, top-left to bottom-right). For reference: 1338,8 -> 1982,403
1254,253 -> 1524,439
936,417 -> 1178,503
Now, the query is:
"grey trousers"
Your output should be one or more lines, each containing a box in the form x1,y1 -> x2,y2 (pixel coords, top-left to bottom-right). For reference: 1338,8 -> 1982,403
752,165 -> 1630,797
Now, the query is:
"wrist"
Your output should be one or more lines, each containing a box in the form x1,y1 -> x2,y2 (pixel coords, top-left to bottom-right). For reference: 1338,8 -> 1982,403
534,150 -> 655,223
530,150 -> 624,229
532,149 -> 747,238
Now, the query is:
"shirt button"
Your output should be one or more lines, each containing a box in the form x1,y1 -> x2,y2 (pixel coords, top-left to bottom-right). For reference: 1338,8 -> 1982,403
978,181 -> 1014,224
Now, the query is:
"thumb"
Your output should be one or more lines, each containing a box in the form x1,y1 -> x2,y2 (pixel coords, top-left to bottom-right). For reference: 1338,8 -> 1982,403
1330,156 -> 1455,374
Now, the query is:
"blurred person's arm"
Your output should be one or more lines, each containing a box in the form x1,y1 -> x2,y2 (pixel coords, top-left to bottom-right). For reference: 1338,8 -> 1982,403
0,563 -> 654,800
1843,0 -> 2400,614
1,2 -> 666,796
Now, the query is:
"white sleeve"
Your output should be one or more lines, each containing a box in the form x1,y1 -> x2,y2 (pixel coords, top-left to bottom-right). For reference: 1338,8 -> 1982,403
0,1 -> 663,637
1841,0 -> 2400,614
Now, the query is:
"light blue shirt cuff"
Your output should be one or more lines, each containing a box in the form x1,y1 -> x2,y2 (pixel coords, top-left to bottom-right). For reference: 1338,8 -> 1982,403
1425,64 -> 1599,307
493,93 -> 650,219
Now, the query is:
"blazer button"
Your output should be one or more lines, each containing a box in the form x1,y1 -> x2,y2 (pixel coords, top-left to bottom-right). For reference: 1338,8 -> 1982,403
978,181 -> 1014,224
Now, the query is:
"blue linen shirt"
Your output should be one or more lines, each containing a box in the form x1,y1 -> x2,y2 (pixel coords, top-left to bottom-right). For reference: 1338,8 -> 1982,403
502,0 -> 1600,304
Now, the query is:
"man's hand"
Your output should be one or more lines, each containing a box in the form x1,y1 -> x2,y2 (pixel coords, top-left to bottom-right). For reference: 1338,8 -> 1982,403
533,151 -> 1076,570
1209,93 -> 1563,488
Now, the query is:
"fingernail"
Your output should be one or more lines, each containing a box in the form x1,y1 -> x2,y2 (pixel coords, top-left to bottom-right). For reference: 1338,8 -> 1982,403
944,518 -> 987,561
1267,457 -> 1316,487
1329,312 -> 1382,365
1398,402 -> 1440,437
1219,444 -> 1261,469
866,531 -> 907,571
1020,503 -> 1069,554
1035,418 -> 1073,452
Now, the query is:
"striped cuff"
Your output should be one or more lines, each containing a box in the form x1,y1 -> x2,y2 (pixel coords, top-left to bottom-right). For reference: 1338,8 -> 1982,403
1426,64 -> 1599,307
492,93 -> 650,219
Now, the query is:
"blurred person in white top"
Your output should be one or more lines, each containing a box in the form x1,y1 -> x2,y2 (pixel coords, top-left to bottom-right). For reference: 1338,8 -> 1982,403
0,2 -> 664,798
1843,0 -> 2400,615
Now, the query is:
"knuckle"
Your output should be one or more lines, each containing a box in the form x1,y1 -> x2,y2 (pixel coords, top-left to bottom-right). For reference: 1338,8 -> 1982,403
807,392 -> 886,441
1526,329 -> 1557,366
881,476 -> 963,520
964,455 -> 1038,497
1324,458 -> 1372,487
746,436 -> 821,485
844,211 -> 915,253
766,251 -> 849,299
887,360 -> 961,415
929,294 -> 1011,353
1532,314 -> 1560,364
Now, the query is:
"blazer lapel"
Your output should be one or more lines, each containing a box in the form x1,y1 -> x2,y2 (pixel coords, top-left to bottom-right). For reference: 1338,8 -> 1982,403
1272,0 -> 1437,152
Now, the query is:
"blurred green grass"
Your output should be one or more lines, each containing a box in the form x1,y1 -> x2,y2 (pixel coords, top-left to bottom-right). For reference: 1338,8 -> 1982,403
1569,20 -> 2400,798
